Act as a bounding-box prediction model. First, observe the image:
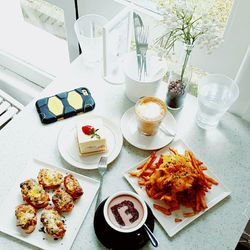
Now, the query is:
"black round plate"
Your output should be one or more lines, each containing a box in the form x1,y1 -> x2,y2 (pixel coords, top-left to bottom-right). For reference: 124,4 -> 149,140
94,199 -> 155,250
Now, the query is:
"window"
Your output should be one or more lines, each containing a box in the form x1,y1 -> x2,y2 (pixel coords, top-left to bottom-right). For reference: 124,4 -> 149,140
21,0 -> 66,40
120,0 -> 234,32
0,0 -> 79,87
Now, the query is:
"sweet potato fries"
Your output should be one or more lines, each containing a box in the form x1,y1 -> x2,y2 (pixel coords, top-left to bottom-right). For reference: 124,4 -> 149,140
129,148 -> 218,218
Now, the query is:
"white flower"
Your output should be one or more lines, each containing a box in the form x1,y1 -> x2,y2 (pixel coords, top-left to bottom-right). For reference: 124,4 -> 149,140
155,1 -> 223,57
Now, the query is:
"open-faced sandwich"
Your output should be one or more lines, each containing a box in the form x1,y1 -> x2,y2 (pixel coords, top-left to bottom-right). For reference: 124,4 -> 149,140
15,204 -> 37,234
40,207 -> 66,239
52,189 -> 74,213
64,174 -> 84,199
20,179 -> 50,209
38,168 -> 63,189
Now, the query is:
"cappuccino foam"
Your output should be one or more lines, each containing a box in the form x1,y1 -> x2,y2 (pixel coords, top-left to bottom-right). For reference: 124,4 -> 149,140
136,101 -> 164,120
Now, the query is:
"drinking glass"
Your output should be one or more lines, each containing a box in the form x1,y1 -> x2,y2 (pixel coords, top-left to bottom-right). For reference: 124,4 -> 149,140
135,97 -> 167,136
196,74 -> 239,129
74,14 -> 108,67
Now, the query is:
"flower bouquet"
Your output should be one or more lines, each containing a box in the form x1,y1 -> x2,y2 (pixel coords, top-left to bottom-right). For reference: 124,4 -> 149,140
155,1 -> 223,109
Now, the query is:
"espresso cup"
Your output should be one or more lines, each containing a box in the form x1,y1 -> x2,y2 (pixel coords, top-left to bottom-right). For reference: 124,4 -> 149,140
135,96 -> 167,136
103,191 -> 147,233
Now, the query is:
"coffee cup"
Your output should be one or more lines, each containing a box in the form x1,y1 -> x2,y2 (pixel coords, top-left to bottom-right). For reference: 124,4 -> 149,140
135,96 -> 167,136
103,191 -> 147,233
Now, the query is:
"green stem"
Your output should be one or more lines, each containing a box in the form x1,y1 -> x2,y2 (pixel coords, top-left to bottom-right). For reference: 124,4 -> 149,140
180,48 -> 192,82
164,37 -> 180,54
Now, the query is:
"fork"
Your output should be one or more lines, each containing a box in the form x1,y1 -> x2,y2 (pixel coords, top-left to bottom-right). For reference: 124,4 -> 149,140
95,156 -> 108,210
133,13 -> 144,77
137,26 -> 149,81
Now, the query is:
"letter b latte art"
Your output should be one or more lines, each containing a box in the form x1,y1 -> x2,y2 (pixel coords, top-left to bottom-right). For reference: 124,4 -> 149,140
103,191 -> 147,233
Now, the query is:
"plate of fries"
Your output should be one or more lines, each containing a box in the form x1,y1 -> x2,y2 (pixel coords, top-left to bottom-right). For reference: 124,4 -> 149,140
124,139 -> 231,237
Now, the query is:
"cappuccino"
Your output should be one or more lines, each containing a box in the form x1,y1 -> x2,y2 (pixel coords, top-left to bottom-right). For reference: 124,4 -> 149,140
135,97 -> 167,136
104,191 -> 147,233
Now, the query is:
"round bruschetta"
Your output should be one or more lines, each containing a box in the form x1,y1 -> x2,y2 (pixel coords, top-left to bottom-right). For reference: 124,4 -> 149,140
20,179 -> 50,209
40,207 -> 66,239
52,189 -> 74,213
15,204 -> 37,234
38,168 -> 63,189
64,174 -> 83,199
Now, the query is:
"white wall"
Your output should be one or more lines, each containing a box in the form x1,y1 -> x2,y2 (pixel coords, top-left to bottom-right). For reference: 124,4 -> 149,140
77,0 -> 250,79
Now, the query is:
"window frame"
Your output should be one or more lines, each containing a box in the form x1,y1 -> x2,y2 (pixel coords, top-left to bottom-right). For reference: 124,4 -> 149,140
114,0 -> 162,20
45,0 -> 80,62
0,0 -> 80,88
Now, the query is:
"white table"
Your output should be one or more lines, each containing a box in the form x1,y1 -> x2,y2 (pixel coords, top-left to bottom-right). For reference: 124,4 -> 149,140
0,55 -> 250,250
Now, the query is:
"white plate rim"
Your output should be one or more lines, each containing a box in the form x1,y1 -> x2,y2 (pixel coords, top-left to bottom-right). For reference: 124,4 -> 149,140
120,107 -> 177,150
0,158 -> 100,250
57,115 -> 123,169
124,139 -> 231,237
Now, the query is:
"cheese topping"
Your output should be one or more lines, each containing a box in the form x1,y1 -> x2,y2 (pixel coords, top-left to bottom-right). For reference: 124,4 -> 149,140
15,205 -> 36,227
20,179 -> 48,203
38,169 -> 63,186
30,185 -> 43,199
41,209 -> 65,236
67,178 -> 74,191
66,175 -> 80,192
18,212 -> 33,225
53,189 -> 74,209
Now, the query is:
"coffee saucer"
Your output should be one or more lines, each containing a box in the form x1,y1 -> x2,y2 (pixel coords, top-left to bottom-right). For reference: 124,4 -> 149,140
121,107 -> 177,150
94,199 -> 155,250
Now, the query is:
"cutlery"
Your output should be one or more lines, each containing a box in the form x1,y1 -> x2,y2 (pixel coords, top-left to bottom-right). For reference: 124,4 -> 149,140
95,156 -> 108,209
144,223 -> 159,247
159,124 -> 176,137
133,12 -> 144,77
137,26 -> 149,81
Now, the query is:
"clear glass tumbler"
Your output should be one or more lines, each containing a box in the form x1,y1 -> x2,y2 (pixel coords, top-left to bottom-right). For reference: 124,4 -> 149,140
196,74 -> 239,129
74,14 -> 108,67
135,97 -> 167,136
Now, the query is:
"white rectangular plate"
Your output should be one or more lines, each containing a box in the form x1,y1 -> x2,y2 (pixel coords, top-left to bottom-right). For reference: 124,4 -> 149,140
124,139 -> 231,237
0,158 -> 99,250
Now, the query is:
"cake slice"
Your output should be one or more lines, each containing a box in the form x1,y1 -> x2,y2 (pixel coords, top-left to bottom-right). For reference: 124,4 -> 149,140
77,118 -> 107,156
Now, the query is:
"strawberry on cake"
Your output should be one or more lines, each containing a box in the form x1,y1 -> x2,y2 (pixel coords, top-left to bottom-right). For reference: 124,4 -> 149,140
77,118 -> 107,156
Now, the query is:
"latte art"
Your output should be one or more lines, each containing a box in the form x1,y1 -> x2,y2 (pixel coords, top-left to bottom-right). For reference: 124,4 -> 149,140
107,195 -> 144,230
111,200 -> 139,226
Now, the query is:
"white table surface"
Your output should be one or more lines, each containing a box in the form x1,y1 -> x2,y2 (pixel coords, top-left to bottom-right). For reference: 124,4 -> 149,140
0,55 -> 250,250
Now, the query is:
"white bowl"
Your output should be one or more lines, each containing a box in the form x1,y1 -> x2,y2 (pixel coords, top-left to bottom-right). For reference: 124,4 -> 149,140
123,52 -> 167,103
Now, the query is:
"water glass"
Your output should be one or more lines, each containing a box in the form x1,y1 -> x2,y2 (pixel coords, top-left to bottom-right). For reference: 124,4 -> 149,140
196,74 -> 239,129
74,14 -> 108,67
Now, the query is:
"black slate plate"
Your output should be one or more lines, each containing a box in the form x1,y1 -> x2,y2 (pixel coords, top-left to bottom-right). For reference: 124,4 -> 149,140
94,199 -> 155,250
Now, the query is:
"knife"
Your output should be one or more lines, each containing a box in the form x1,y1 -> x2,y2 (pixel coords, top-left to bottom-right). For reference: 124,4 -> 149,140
133,12 -> 144,78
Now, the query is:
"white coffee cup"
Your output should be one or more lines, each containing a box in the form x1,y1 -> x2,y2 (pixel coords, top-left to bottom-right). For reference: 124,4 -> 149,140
103,191 -> 147,233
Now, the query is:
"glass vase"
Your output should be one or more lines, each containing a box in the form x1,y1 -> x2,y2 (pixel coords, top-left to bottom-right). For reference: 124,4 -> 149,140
166,44 -> 193,110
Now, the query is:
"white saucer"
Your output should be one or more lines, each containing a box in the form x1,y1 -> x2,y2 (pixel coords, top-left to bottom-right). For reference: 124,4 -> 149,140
58,115 -> 123,169
120,107 -> 177,150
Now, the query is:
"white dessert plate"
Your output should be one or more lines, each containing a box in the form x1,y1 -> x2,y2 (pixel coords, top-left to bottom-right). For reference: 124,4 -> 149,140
124,139 -> 231,237
121,107 -> 177,150
0,158 -> 99,250
58,115 -> 123,169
